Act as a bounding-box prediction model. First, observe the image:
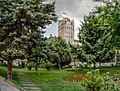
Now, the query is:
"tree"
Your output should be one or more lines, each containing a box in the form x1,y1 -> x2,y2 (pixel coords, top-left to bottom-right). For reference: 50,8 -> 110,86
69,43 -> 83,66
93,0 -> 120,48
47,37 -> 72,70
69,43 -> 78,60
78,14 -> 114,70
22,30 -> 47,75
0,0 -> 57,80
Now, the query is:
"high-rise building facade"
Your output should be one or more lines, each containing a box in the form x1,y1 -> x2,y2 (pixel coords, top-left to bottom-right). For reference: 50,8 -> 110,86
58,17 -> 74,44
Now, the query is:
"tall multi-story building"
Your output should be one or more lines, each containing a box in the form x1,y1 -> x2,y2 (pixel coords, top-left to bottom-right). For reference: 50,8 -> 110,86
58,17 -> 74,44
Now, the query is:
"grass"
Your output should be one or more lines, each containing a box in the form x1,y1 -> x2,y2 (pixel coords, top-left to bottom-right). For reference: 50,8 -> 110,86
0,65 -> 120,91
0,66 -> 21,84
21,68 -> 85,91
100,67 -> 120,75
0,66 -> 7,78
20,67 -> 120,91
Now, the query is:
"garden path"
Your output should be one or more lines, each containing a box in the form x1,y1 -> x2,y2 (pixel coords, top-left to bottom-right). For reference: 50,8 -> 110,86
18,71 -> 41,91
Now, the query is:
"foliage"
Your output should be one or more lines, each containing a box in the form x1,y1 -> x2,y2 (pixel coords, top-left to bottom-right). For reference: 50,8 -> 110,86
23,30 -> 46,71
27,62 -> 34,70
45,61 -> 54,70
69,43 -> 79,60
78,13 -> 115,69
76,64 -> 85,69
82,69 -> 104,91
0,66 -> 21,84
21,61 -> 25,68
1,49 -> 25,60
93,0 -> 120,48
0,0 -> 56,58
0,0 -> 57,79
111,73 -> 120,81
82,69 -> 120,91
45,63 -> 51,70
47,37 -> 72,70
21,68 -> 85,91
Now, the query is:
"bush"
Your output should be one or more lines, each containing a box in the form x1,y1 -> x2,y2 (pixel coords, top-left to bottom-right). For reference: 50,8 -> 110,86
111,73 -> 120,81
27,62 -> 33,70
64,65 -> 72,68
45,63 -> 51,70
21,61 -> 25,68
115,63 -> 120,67
81,69 -> 120,91
76,64 -> 84,69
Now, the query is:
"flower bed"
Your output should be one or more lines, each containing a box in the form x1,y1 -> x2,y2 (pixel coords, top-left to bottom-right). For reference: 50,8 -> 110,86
64,73 -> 87,82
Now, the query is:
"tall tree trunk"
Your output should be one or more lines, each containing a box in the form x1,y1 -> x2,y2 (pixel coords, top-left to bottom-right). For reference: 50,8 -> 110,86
7,57 -> 12,80
35,63 -> 38,71
93,62 -> 96,70
58,61 -> 61,70
35,63 -> 40,76
74,60 -> 76,66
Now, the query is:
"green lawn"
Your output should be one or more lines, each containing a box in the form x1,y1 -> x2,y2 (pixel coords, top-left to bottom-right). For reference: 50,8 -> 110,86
0,66 -> 7,78
0,66 -> 120,91
0,66 -> 21,84
100,67 -> 120,75
21,68 -> 85,91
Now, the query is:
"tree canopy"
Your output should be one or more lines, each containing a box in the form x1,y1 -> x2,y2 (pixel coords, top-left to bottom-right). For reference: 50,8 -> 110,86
0,0 -> 57,80
47,37 -> 72,70
93,0 -> 120,48
78,14 -> 114,69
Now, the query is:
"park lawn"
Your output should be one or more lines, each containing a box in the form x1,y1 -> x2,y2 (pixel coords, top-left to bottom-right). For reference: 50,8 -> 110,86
21,68 -> 85,91
0,66 -> 7,78
20,67 -> 120,91
0,65 -> 120,91
100,67 -> 120,75
0,66 -> 21,84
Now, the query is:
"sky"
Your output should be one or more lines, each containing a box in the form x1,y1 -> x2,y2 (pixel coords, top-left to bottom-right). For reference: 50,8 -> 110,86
44,0 -> 102,40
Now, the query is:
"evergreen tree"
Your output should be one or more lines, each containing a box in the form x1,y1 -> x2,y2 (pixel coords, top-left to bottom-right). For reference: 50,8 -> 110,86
22,29 -> 46,75
78,15 -> 114,70
0,0 -> 57,80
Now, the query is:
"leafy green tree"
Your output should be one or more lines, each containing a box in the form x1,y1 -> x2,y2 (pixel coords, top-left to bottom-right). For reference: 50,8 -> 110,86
0,0 -> 57,80
78,15 -> 114,70
69,43 -> 78,60
93,0 -> 120,48
69,43 -> 84,66
47,37 -> 72,70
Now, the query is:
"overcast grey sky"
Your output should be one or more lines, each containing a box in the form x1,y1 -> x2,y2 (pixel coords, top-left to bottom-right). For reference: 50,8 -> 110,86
44,0 -> 102,39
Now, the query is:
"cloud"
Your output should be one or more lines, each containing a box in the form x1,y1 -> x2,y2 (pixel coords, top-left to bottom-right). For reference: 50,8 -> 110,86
44,0 -> 102,39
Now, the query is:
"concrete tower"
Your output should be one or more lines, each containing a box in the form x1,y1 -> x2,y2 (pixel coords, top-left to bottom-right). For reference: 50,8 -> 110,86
58,15 -> 74,44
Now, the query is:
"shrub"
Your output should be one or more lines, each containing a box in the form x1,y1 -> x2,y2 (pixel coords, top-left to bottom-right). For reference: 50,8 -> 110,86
115,63 -> 120,67
76,64 -> 84,69
81,69 -> 120,91
45,63 -> 51,71
27,62 -> 33,70
21,61 -> 25,68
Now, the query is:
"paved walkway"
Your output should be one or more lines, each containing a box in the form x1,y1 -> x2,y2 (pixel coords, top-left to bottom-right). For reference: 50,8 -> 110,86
0,76 -> 20,91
